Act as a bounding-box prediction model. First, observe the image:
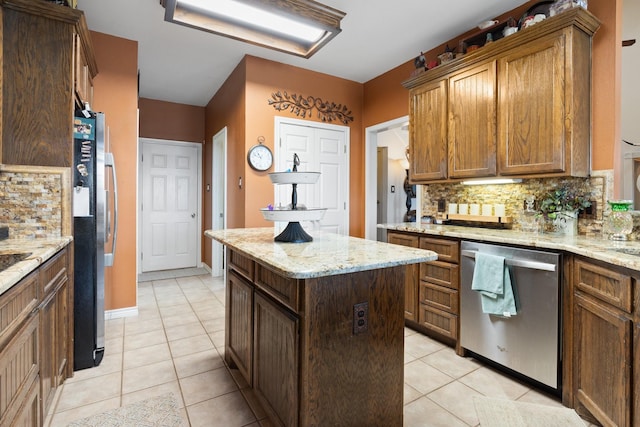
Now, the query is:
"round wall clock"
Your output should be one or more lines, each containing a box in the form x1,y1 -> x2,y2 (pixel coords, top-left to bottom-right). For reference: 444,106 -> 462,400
247,137 -> 273,171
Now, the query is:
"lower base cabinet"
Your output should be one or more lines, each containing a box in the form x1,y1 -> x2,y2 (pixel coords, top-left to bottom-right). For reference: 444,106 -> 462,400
225,248 -> 405,427
0,245 -> 71,427
387,231 -> 460,344
253,291 -> 299,426
571,256 -> 637,427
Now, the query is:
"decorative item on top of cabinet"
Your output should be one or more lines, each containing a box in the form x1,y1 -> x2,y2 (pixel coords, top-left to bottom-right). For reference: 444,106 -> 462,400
403,8 -> 600,183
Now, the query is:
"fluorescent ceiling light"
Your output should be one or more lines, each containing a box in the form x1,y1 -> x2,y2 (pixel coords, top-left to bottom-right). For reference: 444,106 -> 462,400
460,178 -> 523,186
161,0 -> 345,58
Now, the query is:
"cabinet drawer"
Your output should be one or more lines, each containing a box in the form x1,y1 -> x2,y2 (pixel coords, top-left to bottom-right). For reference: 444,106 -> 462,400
0,271 -> 38,348
420,281 -> 458,314
418,304 -> 458,340
255,264 -> 300,313
387,232 -> 419,248
420,261 -> 459,289
228,249 -> 254,282
574,258 -> 632,313
419,237 -> 459,263
40,248 -> 67,298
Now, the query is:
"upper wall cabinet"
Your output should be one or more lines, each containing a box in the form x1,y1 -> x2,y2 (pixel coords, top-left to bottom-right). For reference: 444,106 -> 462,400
403,8 -> 600,183
0,0 -> 98,168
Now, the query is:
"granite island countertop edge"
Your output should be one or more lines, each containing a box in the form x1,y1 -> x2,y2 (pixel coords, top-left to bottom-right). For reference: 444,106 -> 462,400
205,228 -> 437,279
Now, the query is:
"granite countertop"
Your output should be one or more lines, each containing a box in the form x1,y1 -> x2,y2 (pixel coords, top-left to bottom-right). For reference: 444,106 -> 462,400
379,222 -> 640,271
205,227 -> 437,279
0,237 -> 73,295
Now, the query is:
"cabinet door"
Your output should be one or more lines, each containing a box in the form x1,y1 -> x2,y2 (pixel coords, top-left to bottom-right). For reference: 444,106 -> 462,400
0,313 -> 39,427
448,61 -> 497,178
254,292 -> 299,427
40,291 -> 56,415
387,232 -> 419,322
497,32 -> 566,175
409,80 -> 447,181
10,375 -> 40,427
226,271 -> 253,384
573,292 -> 632,427
56,279 -> 69,383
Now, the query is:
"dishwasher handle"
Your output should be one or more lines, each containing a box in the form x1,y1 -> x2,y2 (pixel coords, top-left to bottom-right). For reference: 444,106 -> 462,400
461,249 -> 557,272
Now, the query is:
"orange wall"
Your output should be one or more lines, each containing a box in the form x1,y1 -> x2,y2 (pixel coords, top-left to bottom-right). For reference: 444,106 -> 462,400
203,60 -> 247,266
202,55 -> 364,269
90,31 -> 138,311
139,98 -> 205,143
243,56 -> 364,233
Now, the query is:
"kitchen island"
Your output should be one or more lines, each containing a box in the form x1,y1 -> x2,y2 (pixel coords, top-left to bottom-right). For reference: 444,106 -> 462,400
205,227 -> 436,427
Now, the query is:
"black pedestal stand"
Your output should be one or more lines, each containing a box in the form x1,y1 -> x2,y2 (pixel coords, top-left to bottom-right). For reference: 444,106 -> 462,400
275,221 -> 313,243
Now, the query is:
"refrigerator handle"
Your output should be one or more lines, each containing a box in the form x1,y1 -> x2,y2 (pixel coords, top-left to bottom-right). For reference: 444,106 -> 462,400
104,152 -> 118,267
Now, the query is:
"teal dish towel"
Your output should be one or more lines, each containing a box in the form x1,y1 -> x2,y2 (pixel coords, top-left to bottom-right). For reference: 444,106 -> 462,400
471,252 -> 517,317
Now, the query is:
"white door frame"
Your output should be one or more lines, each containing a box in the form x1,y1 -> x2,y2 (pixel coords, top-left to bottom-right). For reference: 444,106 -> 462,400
274,116 -> 350,235
137,138 -> 203,274
365,116 -> 421,240
212,128 -> 227,277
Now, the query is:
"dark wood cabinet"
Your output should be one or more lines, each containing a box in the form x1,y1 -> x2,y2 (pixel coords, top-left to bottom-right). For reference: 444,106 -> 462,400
253,291 -> 299,427
0,244 -> 71,427
225,247 -> 405,426
387,231 -> 460,345
571,256 -> 637,427
225,270 -> 253,384
448,61 -> 497,179
497,27 -> 591,177
387,231 -> 420,321
418,237 -> 460,341
403,8 -> 599,183
408,79 -> 447,181
0,0 -> 97,167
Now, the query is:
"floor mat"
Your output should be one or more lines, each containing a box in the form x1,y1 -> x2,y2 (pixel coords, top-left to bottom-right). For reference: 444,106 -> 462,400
67,393 -> 186,427
473,395 -> 586,427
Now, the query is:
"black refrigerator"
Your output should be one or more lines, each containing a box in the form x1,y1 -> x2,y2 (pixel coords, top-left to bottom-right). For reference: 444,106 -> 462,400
72,111 -> 118,370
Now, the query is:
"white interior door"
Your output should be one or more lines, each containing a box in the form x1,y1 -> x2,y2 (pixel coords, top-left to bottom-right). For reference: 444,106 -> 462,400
141,139 -> 200,272
276,118 -> 349,235
212,128 -> 227,277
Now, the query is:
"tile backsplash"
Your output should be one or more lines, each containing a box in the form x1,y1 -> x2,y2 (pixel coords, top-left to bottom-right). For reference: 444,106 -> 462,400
419,170 -> 639,238
0,165 -> 70,239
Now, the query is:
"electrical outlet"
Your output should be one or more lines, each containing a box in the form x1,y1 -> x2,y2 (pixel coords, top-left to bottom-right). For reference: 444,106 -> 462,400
353,302 -> 368,335
437,199 -> 446,212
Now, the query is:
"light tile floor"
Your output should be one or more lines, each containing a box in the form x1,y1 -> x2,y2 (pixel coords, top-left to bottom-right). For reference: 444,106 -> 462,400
45,273 -> 596,427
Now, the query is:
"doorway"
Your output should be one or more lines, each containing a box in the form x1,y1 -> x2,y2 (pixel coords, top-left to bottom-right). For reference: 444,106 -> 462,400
139,138 -> 202,273
211,128 -> 227,277
275,117 -> 350,235
365,116 -> 420,241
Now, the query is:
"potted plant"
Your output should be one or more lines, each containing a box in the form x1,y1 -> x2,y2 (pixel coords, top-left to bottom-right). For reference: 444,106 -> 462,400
539,184 -> 591,235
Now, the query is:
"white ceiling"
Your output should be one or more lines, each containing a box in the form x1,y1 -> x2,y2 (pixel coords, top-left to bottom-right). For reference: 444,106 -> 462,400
76,0 -> 527,107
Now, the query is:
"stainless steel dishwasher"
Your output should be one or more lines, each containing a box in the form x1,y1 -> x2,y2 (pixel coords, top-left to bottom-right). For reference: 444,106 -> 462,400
459,240 -> 562,392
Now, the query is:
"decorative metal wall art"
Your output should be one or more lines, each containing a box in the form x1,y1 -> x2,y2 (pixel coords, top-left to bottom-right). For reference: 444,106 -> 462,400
268,91 -> 353,125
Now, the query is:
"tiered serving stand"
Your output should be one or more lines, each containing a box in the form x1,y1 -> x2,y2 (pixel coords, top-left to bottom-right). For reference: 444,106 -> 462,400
260,154 -> 326,243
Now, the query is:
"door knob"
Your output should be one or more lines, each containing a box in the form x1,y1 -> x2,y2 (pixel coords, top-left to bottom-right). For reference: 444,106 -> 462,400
191,213 -> 196,218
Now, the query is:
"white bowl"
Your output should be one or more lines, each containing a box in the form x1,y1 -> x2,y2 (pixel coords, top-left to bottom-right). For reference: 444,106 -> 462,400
269,172 -> 320,184
260,208 -> 327,222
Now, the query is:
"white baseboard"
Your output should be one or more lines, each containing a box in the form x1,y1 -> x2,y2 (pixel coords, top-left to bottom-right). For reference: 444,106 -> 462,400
105,306 -> 138,319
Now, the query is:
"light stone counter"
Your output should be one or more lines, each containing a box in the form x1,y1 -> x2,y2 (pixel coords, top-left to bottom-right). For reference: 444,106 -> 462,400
205,227 -> 437,279
379,222 -> 640,271
0,237 -> 73,295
